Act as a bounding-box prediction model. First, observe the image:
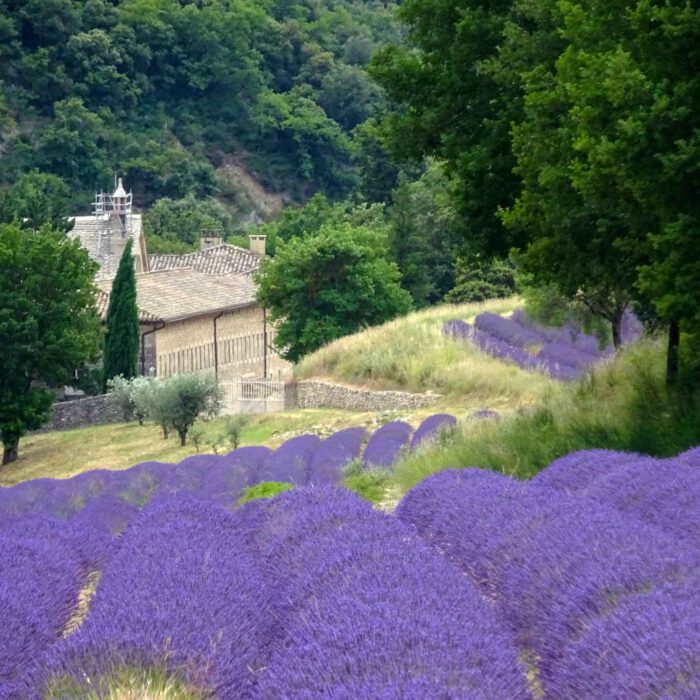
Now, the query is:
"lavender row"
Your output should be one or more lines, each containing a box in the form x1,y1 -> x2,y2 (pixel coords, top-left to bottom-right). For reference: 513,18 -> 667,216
397,449 -> 700,698
445,309 -> 643,380
0,415 -> 456,525
22,488 -> 529,699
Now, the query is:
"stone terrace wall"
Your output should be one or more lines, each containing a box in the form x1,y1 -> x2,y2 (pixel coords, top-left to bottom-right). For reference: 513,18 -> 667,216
288,380 -> 439,412
38,394 -> 123,433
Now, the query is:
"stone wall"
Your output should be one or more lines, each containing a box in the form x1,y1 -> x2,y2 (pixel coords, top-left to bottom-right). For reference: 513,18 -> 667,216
287,380 -> 439,412
38,394 -> 124,433
155,305 -> 290,380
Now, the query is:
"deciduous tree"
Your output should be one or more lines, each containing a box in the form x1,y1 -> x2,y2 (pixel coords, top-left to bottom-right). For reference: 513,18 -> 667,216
256,222 -> 413,361
0,222 -> 100,466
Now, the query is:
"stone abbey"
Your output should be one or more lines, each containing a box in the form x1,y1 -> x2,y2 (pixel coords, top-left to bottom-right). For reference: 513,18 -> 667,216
69,179 -> 289,382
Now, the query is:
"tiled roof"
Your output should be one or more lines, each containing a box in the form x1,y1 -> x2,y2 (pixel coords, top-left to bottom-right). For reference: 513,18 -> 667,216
148,244 -> 261,276
94,289 -> 162,324
69,214 -> 144,281
97,269 -> 258,323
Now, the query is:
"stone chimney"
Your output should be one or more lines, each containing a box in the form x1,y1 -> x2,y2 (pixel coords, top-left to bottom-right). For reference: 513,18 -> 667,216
200,235 -> 222,250
249,234 -> 267,257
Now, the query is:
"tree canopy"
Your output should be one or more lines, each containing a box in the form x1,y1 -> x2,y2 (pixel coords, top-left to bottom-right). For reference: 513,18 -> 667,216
0,222 -> 100,465
0,0 -> 402,208
256,222 -> 413,362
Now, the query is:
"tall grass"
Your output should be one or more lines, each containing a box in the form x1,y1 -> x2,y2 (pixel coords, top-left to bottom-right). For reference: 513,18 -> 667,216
296,298 -> 555,406
46,664 -> 206,699
391,338 -> 700,497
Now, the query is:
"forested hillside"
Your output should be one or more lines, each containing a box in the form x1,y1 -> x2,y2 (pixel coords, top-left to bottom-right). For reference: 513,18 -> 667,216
0,0 -> 399,213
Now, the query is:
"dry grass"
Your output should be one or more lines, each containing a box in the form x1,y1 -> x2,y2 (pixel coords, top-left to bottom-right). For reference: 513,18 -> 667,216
63,570 -> 102,638
1,406 -> 463,486
296,298 -> 555,407
46,665 -> 207,700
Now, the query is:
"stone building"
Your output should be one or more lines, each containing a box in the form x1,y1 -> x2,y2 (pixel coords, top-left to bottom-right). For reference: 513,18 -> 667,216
75,179 -> 290,381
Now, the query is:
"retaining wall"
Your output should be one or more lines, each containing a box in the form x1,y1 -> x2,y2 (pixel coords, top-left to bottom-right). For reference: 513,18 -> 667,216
38,394 -> 124,433
288,380 -> 439,412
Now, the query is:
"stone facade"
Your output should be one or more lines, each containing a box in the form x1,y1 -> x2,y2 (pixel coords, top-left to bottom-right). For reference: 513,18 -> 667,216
154,306 -> 290,380
38,394 -> 124,433
288,380 -> 440,412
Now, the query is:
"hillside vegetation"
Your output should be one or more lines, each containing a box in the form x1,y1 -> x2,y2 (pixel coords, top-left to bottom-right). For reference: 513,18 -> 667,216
296,298 -> 555,403
391,339 -> 700,496
0,0 -> 399,210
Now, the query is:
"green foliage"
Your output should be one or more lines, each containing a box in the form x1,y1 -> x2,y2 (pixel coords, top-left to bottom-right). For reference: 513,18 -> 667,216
256,222 -> 413,362
238,481 -> 294,505
0,222 -> 100,464
144,196 -> 236,249
0,170 -> 72,231
446,258 -> 515,304
393,339 -> 700,494
370,0 -> 523,256
344,462 -> 391,504
45,662 -> 204,699
388,162 -> 460,306
503,0 -> 700,359
252,87 -> 355,197
106,375 -> 138,423
518,277 -> 611,346
224,414 -> 250,451
0,0 -> 401,200
350,118 -> 404,204
154,373 -> 222,446
103,239 -> 139,388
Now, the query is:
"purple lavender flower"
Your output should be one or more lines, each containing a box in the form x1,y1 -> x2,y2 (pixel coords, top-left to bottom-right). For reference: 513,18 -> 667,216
445,309 -> 643,381
548,573 -> 700,699
35,496 -> 274,699
397,466 -> 698,696
0,531 -> 83,696
410,414 -> 456,450
531,449 -> 645,493
258,434 -> 322,484
307,427 -> 367,485
363,421 -> 412,469
252,488 -> 530,699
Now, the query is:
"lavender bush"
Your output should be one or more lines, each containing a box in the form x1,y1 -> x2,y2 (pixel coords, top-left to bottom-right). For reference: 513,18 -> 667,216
1,433 -> 698,698
410,414 -> 456,450
363,421 -> 412,469
445,308 -> 642,380
258,434 -> 322,484
307,427 -> 367,485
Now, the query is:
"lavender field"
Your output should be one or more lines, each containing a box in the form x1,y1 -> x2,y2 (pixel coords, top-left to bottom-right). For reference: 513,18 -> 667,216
1,423 -> 699,697
445,310 -> 643,380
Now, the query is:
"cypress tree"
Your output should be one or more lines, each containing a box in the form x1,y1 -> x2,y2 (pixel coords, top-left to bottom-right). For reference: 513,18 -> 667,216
103,239 -> 139,388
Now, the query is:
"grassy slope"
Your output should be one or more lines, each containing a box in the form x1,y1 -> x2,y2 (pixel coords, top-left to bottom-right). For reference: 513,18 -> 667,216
9,299 -> 694,498
3,298 -> 555,486
388,338 -> 700,498
0,409 -> 360,486
296,298 -> 555,406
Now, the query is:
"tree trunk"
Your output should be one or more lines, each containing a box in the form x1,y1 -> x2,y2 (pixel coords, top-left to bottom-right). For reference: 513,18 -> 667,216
611,312 -> 623,349
161,424 -> 169,440
2,440 -> 19,466
666,319 -> 680,386
179,430 -> 187,447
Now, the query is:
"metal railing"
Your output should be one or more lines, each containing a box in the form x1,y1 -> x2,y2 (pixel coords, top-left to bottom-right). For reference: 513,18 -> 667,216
219,377 -> 285,414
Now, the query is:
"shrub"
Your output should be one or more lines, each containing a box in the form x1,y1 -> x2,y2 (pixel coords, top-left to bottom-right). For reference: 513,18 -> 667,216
224,414 -> 250,451
154,374 -> 222,446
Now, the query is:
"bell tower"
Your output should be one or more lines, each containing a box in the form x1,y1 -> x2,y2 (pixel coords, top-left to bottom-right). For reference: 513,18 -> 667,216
93,176 -> 134,276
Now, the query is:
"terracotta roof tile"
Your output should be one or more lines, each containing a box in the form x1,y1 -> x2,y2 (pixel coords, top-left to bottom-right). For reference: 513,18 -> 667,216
94,289 -> 163,324
97,269 -> 257,323
148,244 -> 261,276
